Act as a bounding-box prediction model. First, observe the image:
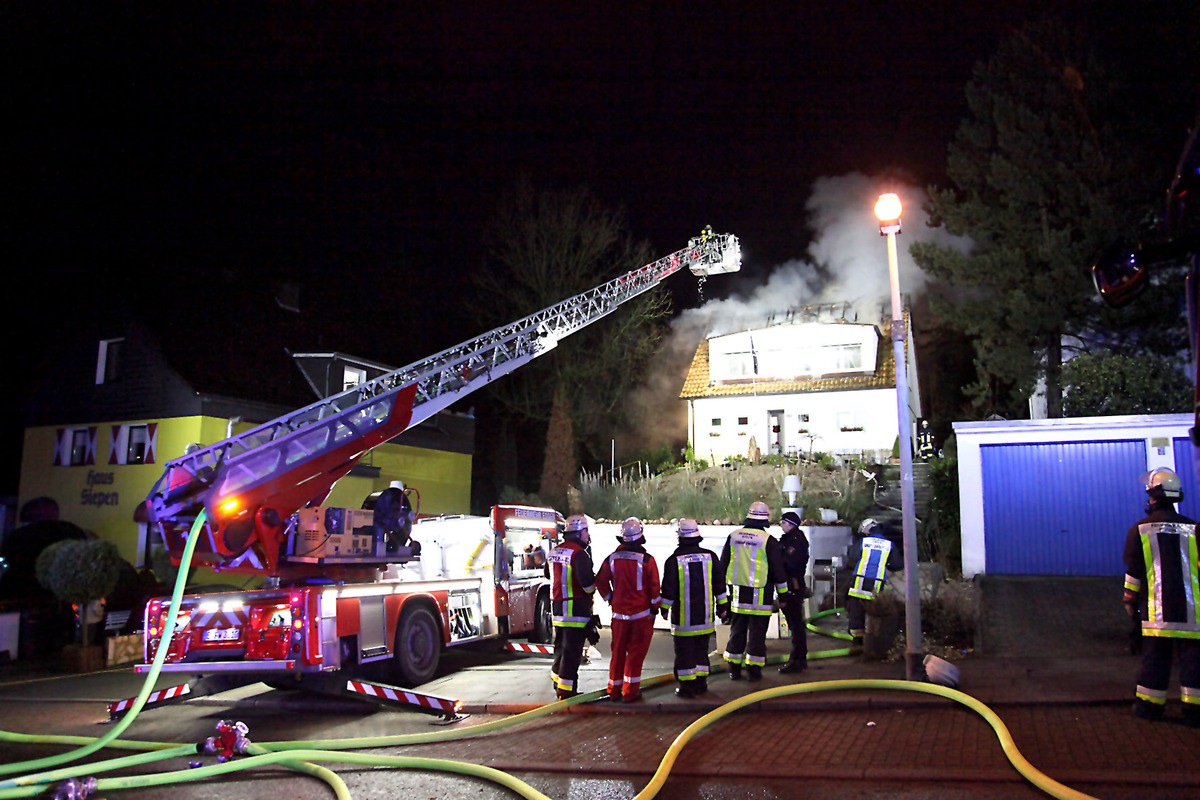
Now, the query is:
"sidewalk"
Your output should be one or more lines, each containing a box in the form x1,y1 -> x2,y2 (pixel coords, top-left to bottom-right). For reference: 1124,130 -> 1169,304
3,576 -> 1196,798
403,575 -> 1197,798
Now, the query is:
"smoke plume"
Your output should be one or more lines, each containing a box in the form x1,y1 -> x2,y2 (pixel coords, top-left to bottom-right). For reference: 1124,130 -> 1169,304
619,171 -> 970,461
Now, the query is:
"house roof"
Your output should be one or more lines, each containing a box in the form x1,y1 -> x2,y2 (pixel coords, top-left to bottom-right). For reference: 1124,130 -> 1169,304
679,317 -> 903,400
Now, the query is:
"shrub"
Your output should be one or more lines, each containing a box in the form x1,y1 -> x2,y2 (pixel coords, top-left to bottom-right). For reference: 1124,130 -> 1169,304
926,456 -> 962,576
35,538 -> 123,647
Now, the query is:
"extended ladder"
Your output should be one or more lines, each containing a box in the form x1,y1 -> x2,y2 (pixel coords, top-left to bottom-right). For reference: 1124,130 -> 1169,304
145,233 -> 740,568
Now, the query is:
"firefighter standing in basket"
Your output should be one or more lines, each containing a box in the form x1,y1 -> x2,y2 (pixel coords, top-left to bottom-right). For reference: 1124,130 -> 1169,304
720,501 -> 789,681
1123,468 -> 1200,726
595,516 -> 661,702
549,514 -> 597,700
660,518 -> 728,697
846,518 -> 893,642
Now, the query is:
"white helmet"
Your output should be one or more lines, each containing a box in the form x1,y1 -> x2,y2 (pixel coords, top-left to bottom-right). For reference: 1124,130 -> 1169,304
859,517 -> 880,536
747,501 -> 770,521
1141,468 -> 1183,502
676,518 -> 701,539
564,514 -> 589,535
620,516 -> 645,542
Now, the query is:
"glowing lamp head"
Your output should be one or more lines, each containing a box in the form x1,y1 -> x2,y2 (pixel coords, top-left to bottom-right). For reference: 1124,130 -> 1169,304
874,193 -> 902,234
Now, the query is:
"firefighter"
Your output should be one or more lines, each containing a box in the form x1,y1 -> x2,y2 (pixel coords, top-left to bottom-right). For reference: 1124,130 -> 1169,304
660,518 -> 728,697
846,518 -> 893,641
777,510 -> 810,673
595,516 -> 661,702
549,514 -> 597,700
720,501 -> 789,681
916,419 -> 937,460
1123,467 -> 1200,726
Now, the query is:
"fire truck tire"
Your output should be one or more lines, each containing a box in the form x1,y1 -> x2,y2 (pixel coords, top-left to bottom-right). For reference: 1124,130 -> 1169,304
532,591 -> 553,643
394,605 -> 441,686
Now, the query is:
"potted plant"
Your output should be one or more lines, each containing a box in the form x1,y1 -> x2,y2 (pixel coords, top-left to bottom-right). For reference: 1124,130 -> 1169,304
35,538 -> 123,672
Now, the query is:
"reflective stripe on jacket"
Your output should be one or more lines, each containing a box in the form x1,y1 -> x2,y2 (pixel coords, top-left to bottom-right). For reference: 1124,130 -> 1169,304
550,540 -> 595,627
1126,519 -> 1200,639
848,536 -> 892,600
660,545 -> 728,635
595,547 -> 661,621
721,527 -> 788,615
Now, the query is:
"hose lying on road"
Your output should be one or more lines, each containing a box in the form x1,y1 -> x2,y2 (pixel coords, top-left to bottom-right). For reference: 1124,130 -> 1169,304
0,529 -> 1097,800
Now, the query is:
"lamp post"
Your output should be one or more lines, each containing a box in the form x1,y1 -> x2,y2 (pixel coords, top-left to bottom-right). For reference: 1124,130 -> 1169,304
873,192 -> 923,681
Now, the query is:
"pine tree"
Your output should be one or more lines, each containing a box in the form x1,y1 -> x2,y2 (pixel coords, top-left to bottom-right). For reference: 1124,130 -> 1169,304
911,17 -> 1160,418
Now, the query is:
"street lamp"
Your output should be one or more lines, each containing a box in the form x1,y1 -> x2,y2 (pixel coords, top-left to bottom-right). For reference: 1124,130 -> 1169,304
874,192 -> 924,681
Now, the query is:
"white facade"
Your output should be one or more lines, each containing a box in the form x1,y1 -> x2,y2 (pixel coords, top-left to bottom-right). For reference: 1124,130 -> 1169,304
687,388 -> 900,465
682,312 -> 921,465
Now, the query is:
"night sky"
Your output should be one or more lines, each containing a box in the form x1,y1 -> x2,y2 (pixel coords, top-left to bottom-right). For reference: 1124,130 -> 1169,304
4,2 -> 1195,494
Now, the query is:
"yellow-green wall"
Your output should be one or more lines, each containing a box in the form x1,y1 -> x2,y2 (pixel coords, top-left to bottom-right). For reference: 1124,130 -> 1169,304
18,416 -> 472,570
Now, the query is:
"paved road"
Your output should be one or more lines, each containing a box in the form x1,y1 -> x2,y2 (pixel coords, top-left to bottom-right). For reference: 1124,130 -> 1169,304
1,576 -> 1197,799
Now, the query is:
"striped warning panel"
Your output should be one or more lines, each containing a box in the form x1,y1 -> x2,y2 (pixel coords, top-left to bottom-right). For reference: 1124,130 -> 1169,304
107,683 -> 191,718
505,641 -> 554,655
344,680 -> 461,716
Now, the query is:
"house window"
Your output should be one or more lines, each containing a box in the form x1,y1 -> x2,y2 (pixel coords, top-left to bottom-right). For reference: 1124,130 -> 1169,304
95,338 -> 125,385
829,343 -> 863,371
838,411 -> 864,432
738,417 -> 749,426
711,418 -> 722,426
70,429 -> 90,466
126,425 -> 149,464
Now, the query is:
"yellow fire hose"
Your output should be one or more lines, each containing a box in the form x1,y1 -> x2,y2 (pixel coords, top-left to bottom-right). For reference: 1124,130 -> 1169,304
0,516 -> 1098,800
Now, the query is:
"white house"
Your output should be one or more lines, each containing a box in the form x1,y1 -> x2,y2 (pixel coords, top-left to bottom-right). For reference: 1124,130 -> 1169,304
679,303 -> 921,465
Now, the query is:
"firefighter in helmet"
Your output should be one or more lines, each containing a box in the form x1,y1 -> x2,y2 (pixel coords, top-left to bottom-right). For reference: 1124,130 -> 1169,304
1123,467 -> 1200,725
548,514 -> 597,700
660,518 -> 728,697
719,501 -> 789,681
846,518 -> 894,641
594,516 -> 661,702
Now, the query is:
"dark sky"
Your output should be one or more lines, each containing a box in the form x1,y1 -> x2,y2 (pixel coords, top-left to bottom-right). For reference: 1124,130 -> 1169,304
4,2 -> 1195,492
7,3 -> 1062,321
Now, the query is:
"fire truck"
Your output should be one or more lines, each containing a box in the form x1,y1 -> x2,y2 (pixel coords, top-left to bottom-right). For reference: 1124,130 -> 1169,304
123,230 -> 741,716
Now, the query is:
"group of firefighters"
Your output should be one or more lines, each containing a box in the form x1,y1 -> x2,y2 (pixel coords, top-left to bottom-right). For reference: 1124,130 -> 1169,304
546,464 -> 1200,722
546,500 -> 893,702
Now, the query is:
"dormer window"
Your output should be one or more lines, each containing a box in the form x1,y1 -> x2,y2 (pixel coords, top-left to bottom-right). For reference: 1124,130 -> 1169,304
96,338 -> 125,385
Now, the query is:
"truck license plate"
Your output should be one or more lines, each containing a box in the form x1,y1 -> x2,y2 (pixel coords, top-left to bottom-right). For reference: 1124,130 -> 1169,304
202,627 -> 240,642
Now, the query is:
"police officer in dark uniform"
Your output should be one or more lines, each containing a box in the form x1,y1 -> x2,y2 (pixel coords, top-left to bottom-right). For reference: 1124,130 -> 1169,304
777,510 -> 810,673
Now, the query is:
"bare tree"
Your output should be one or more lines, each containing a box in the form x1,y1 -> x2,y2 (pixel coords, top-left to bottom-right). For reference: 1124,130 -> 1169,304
471,176 -> 671,498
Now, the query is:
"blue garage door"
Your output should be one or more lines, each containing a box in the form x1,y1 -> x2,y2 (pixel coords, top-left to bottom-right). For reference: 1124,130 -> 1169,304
1173,435 -> 1198,521
982,439 -> 1147,575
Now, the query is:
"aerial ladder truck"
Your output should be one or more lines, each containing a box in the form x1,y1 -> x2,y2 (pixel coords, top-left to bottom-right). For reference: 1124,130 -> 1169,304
121,230 -> 741,719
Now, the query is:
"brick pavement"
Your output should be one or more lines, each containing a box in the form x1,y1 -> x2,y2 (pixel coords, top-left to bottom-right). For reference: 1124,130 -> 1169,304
404,575 -> 1199,798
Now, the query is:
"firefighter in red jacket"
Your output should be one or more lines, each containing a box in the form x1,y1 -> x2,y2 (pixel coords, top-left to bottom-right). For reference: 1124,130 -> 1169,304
1123,467 -> 1200,726
660,518 -> 728,697
549,514 -> 597,700
595,516 -> 661,702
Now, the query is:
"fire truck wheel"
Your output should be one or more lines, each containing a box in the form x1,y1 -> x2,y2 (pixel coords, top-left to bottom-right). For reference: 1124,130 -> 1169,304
394,605 -> 440,686
532,592 -> 553,643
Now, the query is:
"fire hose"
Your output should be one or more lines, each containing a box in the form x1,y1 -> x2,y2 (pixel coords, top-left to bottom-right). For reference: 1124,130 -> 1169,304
0,515 -> 1096,800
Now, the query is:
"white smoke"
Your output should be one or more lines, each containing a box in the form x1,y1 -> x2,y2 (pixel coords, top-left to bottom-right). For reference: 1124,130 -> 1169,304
619,171 -> 971,459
